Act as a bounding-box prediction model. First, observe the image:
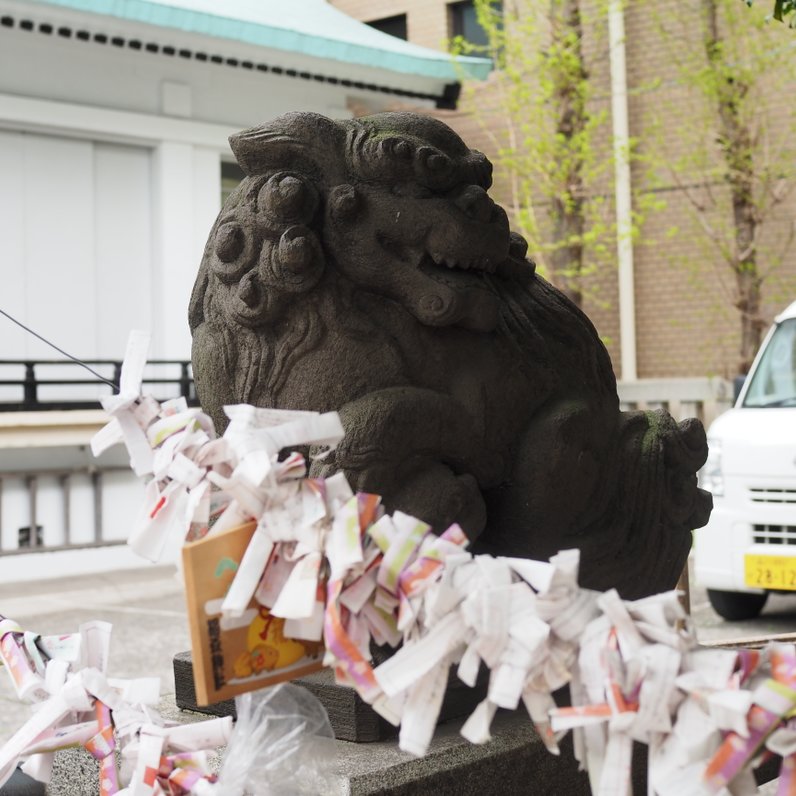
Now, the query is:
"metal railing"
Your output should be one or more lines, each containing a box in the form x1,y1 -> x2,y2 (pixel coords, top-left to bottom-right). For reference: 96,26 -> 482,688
0,359 -> 198,556
0,359 -> 197,411
617,377 -> 734,427
0,466 -> 134,555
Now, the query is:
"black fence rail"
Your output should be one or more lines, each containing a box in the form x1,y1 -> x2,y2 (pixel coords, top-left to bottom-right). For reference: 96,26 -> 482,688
0,359 -> 198,411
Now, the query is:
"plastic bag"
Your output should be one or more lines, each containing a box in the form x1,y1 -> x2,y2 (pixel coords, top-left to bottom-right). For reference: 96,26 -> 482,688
212,684 -> 336,796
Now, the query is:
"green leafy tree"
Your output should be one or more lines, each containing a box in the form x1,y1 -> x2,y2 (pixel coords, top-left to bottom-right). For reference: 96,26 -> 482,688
746,0 -> 796,23
773,0 -> 796,19
653,0 -> 796,372
450,0 -> 620,308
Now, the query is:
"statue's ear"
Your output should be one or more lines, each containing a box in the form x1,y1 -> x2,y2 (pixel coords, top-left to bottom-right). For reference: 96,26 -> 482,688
188,263 -> 209,333
230,112 -> 346,179
190,227 -> 219,333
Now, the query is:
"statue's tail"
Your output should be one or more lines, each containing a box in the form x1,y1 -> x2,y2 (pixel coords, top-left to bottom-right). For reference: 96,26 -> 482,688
577,409 -> 712,599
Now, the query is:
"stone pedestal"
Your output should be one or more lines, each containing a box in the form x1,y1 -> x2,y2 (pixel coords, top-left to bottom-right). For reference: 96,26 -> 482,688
329,710 -> 596,795
173,650 -> 486,743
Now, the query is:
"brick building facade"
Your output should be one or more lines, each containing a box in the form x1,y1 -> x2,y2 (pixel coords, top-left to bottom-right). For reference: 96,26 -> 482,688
330,0 -> 796,385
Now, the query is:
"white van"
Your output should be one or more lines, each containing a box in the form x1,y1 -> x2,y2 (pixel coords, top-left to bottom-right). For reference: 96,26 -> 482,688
695,299 -> 796,619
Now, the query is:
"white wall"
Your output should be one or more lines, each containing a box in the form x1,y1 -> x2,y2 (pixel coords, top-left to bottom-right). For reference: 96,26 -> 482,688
0,130 -> 155,363
95,142 -> 154,358
149,142 -> 221,359
0,130 -> 226,365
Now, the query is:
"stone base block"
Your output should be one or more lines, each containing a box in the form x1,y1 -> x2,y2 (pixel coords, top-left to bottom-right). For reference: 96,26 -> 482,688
173,650 -> 486,742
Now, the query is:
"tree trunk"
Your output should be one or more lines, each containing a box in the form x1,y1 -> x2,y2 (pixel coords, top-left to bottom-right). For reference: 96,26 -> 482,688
548,0 -> 587,308
704,0 -> 764,373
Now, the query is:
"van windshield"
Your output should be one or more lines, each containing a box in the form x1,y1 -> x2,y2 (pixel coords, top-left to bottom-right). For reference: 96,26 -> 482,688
743,318 -> 796,407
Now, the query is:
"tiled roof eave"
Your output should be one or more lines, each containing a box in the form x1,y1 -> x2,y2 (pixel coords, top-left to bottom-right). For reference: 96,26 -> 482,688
24,0 -> 492,82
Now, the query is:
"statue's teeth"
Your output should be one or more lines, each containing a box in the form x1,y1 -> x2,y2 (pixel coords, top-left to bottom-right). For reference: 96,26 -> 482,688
429,252 -> 494,272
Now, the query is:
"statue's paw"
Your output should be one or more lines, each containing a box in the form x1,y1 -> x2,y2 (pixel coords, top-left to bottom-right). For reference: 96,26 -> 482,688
309,452 -> 487,541
437,472 -> 487,541
364,462 -> 487,541
398,468 -> 486,541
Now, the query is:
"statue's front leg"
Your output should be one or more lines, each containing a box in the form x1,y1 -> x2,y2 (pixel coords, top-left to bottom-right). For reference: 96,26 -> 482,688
309,387 -> 504,541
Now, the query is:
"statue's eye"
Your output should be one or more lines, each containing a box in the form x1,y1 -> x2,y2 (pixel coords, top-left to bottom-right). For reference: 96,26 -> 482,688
211,220 -> 255,282
393,139 -> 413,159
258,172 -> 317,224
417,147 -> 452,176
381,137 -> 413,161
215,222 -> 245,262
415,147 -> 456,191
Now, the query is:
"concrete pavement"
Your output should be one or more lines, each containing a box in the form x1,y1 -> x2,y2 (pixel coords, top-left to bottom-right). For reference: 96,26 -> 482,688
0,564 -> 190,748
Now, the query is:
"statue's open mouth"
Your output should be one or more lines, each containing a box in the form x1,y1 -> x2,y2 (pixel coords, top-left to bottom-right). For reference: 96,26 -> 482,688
417,251 -> 495,294
426,249 -> 499,275
418,249 -> 534,287
381,226 -> 533,285
378,232 -> 499,279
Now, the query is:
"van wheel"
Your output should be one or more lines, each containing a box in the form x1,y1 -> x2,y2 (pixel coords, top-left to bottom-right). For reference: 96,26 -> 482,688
707,589 -> 768,621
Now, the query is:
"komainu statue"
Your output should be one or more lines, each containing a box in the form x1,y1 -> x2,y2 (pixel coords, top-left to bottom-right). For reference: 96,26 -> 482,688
189,111 -> 711,599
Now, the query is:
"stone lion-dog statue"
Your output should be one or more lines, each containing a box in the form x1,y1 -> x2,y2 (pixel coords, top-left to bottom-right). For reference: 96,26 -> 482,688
189,111 -> 711,599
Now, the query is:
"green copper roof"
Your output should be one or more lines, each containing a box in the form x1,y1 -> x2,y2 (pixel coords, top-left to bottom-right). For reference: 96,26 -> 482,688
30,0 -> 492,81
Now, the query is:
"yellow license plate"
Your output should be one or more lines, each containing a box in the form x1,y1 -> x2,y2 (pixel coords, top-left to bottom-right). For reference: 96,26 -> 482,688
744,554 -> 796,590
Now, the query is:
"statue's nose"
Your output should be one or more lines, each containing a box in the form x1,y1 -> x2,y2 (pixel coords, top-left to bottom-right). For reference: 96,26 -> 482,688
237,271 -> 260,308
450,185 -> 495,224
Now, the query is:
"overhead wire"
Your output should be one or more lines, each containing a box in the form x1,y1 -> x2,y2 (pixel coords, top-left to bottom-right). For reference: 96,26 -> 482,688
0,307 -> 120,390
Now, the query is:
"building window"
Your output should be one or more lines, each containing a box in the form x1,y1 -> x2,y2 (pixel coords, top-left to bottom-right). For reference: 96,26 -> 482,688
367,13 -> 408,40
18,525 -> 43,549
221,160 -> 245,206
449,0 -> 501,49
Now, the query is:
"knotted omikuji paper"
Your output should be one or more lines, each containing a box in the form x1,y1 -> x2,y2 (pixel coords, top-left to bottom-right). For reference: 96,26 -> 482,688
0,615 -> 235,795
4,329 -> 794,796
